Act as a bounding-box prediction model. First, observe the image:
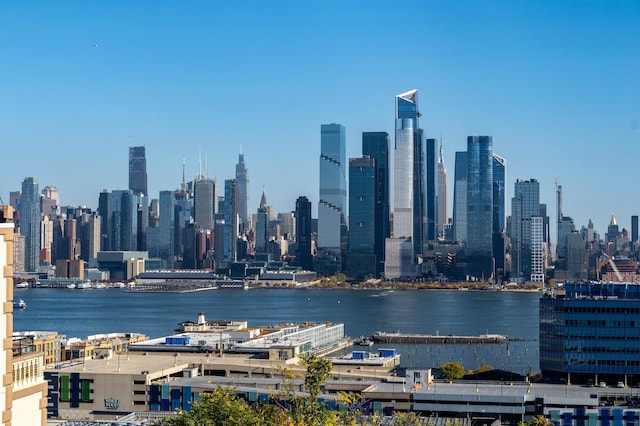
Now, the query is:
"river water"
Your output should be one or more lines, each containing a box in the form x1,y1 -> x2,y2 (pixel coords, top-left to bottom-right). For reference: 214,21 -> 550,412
12,287 -> 541,375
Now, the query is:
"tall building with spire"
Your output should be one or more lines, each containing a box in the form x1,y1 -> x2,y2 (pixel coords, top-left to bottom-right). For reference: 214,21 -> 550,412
436,142 -> 448,239
385,90 -> 421,279
317,123 -> 347,274
128,146 -> 148,197
255,189 -> 269,255
235,147 -> 250,231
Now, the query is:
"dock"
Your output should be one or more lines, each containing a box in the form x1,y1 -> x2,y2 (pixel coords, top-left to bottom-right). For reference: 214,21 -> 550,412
371,332 -> 506,344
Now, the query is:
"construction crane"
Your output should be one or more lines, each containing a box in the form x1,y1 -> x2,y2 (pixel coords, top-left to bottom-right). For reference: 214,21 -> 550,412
601,251 -> 623,282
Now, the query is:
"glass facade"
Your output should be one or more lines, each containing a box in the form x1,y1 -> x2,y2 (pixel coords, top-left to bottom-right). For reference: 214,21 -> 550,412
318,123 -> 347,252
348,157 -> 375,254
541,282 -> 640,383
425,138 -> 438,241
511,179 -> 540,280
194,178 -> 215,231
19,177 -> 41,272
295,196 -> 313,271
362,132 -> 390,276
453,151 -> 467,243
128,146 -> 147,196
466,136 -> 493,279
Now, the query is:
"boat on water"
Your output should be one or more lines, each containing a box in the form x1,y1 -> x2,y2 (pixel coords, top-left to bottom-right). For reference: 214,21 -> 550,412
15,282 -> 30,288
13,299 -> 26,309
77,281 -> 92,289
355,336 -> 374,346
66,283 -> 76,289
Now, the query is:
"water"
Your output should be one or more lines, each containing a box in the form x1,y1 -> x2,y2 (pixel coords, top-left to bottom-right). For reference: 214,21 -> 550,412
12,287 -> 540,375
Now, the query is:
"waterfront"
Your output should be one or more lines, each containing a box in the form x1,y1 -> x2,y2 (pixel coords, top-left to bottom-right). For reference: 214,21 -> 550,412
13,287 -> 540,375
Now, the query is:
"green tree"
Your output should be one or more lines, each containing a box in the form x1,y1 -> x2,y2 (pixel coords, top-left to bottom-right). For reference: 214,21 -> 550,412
440,362 -> 465,380
298,353 -> 332,401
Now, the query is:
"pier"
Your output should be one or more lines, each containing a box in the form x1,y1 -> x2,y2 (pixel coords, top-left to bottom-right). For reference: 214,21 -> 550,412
371,332 -> 506,344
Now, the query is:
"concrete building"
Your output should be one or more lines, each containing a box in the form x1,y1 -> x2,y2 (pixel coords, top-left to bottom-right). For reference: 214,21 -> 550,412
2,205 -> 48,425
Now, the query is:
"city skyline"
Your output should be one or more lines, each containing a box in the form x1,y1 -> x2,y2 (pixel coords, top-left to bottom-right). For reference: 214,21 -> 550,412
2,1 -> 640,237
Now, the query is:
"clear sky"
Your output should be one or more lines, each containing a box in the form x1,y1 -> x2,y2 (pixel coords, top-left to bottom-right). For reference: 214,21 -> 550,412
2,1 -> 639,243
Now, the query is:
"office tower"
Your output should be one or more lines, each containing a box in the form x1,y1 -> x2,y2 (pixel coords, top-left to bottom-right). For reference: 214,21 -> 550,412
78,212 -> 101,261
566,231 -> 586,280
491,154 -> 506,278
362,132 -> 390,276
511,179 -> 541,281
18,177 -> 41,272
539,204 -> 550,244
223,179 -> 238,263
295,196 -> 314,271
157,190 -> 175,268
466,136 -> 494,279
255,190 -> 269,255
385,91 -> 420,279
317,123 -> 347,274
97,189 -> 135,251
347,157 -> 377,279
557,216 -> 575,262
235,148 -> 250,231
632,215 -> 638,243
436,142 -> 448,239
425,138 -> 438,241
41,185 -> 60,218
129,146 -> 148,196
607,214 -> 619,243
193,177 -> 216,231
452,151 -> 468,243
277,212 -> 295,240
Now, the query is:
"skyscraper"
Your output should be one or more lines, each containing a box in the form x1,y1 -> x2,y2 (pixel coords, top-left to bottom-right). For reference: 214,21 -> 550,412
347,156 -> 377,278
158,190 -> 175,268
452,151 -> 468,243
255,190 -> 269,255
18,177 -> 41,272
235,148 -> 250,231
425,138 -> 438,241
511,179 -> 541,281
317,123 -> 347,274
466,136 -> 494,279
193,177 -> 216,232
385,90 -> 420,279
362,131 -> 390,276
492,154 -> 506,277
128,146 -> 148,196
223,179 -> 238,263
436,142 -> 448,239
295,196 -> 314,271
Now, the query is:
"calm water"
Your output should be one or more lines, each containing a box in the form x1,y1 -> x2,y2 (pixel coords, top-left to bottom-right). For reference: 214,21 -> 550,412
12,287 -> 541,374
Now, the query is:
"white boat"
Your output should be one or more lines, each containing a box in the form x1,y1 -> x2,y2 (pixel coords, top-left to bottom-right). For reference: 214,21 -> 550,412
15,282 -> 29,288
66,284 -> 76,289
13,299 -> 26,309
77,281 -> 92,289
93,283 -> 107,289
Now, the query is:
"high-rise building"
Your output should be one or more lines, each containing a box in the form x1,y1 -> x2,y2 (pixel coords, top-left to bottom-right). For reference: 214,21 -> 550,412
128,146 -> 148,196
436,142 -> 448,239
158,190 -> 175,268
317,123 -> 347,274
452,151 -> 468,243
491,154 -> 506,278
362,132 -> 390,276
97,189 -> 139,252
41,185 -> 60,219
425,138 -> 438,241
18,177 -> 41,272
235,148 -> 250,231
347,157 -> 377,279
466,136 -> 494,279
385,91 -> 420,279
295,196 -> 313,271
193,177 -> 216,232
511,179 -> 540,281
632,215 -> 638,243
255,190 -> 269,255
607,214 -> 619,243
223,179 -> 238,263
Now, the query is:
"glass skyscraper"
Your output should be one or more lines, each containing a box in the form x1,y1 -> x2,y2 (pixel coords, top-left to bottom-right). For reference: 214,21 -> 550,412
158,190 -> 175,268
437,143 -> 448,239
193,177 -> 216,232
362,131 -> 390,277
295,196 -> 313,271
511,179 -> 540,281
347,156 -> 377,278
318,123 -> 347,268
452,151 -> 468,243
18,177 -> 41,272
128,146 -> 148,196
466,136 -> 494,279
426,138 -> 438,241
235,148 -> 250,231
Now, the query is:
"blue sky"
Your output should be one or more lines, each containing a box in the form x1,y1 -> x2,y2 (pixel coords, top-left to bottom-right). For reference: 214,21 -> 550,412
2,1 -> 639,242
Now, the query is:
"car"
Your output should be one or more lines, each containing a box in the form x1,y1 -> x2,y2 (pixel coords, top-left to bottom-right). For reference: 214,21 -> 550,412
600,381 -> 607,387
617,381 -> 625,388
